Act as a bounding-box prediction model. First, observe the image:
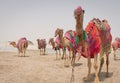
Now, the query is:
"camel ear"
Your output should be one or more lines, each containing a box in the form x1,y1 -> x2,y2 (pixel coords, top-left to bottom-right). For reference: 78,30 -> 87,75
37,39 -> 39,41
83,10 -> 85,13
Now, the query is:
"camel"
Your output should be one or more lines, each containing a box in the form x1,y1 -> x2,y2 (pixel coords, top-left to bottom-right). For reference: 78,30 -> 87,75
69,6 -> 112,83
92,18 -> 112,77
84,18 -> 112,83
37,39 -> 47,55
112,37 -> 120,60
49,37 -> 62,60
9,37 -> 28,57
54,28 -> 72,66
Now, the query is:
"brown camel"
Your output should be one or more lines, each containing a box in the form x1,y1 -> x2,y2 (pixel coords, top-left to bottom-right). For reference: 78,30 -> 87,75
49,37 -> 61,60
37,39 -> 47,55
9,37 -> 28,57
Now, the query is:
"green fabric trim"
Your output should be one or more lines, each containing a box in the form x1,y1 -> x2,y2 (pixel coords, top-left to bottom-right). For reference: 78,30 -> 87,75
75,36 -> 80,45
83,31 -> 87,40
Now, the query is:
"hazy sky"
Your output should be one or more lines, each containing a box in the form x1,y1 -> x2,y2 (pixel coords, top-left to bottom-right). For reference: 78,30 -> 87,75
0,0 -> 120,44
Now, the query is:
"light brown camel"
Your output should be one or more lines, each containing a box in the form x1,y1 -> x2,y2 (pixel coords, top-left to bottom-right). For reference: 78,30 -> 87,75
49,38 -> 61,60
37,39 -> 47,55
55,28 -> 72,66
70,6 -> 112,83
9,37 -> 28,57
70,6 -> 102,83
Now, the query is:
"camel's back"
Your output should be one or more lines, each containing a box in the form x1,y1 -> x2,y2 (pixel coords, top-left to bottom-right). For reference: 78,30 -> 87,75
17,37 -> 28,49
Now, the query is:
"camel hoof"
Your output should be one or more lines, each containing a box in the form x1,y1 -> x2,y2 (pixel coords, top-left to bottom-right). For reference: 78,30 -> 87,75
94,79 -> 99,83
94,77 -> 100,83
83,77 -> 90,81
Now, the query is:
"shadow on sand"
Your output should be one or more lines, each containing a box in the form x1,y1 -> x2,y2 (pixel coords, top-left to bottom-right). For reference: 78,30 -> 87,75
13,55 -> 29,57
82,72 -> 113,83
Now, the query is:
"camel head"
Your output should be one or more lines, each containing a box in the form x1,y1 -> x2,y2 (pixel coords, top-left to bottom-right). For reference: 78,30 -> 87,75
74,6 -> 84,23
74,6 -> 84,20
74,6 -> 85,35
49,38 -> 54,44
54,28 -> 63,37
9,41 -> 17,48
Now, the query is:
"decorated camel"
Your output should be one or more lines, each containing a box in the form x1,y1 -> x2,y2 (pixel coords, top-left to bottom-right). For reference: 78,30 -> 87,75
84,18 -> 112,82
54,28 -> 72,66
69,6 -> 112,83
37,39 -> 47,55
112,37 -> 120,60
91,18 -> 112,76
9,37 -> 28,57
49,37 -> 62,60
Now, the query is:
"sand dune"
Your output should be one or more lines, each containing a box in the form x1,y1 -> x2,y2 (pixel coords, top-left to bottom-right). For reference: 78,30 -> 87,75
0,50 -> 120,83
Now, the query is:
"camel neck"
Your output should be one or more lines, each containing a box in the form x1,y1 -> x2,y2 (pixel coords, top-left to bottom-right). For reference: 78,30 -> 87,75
75,15 -> 84,35
59,34 -> 64,45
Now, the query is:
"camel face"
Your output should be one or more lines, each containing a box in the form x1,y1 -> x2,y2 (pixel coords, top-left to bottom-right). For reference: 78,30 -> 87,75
74,6 -> 84,20
10,41 -> 17,48
55,28 -> 63,37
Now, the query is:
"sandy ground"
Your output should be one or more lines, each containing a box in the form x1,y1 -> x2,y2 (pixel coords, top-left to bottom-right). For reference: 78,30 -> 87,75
0,50 -> 120,83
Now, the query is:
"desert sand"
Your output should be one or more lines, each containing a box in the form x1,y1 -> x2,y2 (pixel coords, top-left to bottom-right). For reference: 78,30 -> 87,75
0,50 -> 120,83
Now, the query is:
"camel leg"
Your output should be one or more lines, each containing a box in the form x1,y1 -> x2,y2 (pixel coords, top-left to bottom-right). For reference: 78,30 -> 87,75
62,50 -> 66,67
69,50 -> 72,66
98,49 -> 104,75
59,49 -> 61,60
40,49 -> 42,55
61,49 -> 65,60
23,48 -> 26,57
56,50 -> 58,60
62,47 -> 66,67
94,54 -> 99,83
114,50 -> 116,60
106,53 -> 109,77
84,57 -> 91,80
44,48 -> 46,55
71,50 -> 76,66
70,51 -> 76,82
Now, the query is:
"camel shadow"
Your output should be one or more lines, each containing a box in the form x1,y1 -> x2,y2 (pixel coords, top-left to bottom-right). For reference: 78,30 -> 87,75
82,72 -> 113,83
114,58 -> 120,61
74,63 -> 83,67
13,55 -> 29,57
40,53 -> 48,56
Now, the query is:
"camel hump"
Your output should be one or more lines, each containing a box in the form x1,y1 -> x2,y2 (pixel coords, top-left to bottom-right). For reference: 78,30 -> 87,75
17,37 -> 28,48
19,37 -> 27,41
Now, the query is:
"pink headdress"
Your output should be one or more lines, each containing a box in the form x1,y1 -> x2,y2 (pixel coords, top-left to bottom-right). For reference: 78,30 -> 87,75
74,6 -> 83,15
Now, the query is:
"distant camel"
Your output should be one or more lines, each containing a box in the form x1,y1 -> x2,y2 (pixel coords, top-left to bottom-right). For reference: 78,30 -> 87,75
49,37 -> 62,59
9,37 -> 28,57
112,37 -> 120,60
37,39 -> 47,55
